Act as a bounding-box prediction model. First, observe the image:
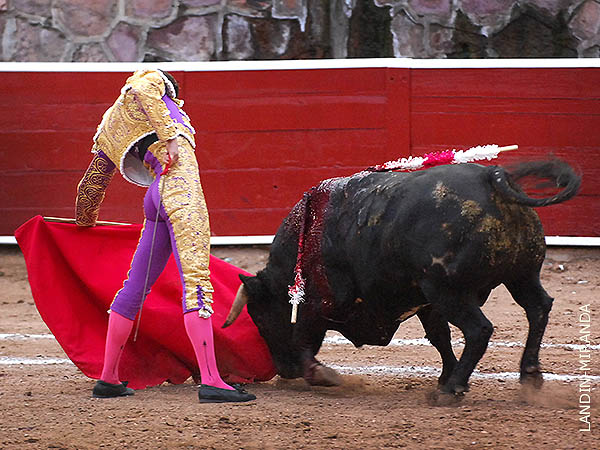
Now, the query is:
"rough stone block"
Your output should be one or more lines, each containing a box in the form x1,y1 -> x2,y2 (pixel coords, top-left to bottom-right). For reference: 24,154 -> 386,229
449,10 -> 487,58
54,0 -> 118,37
490,7 -> 578,57
408,0 -> 452,19
570,0 -> 600,41
182,0 -> 221,6
273,0 -> 303,15
72,43 -> 110,61
273,0 -> 307,31
6,17 -> 67,61
429,23 -> 454,56
108,22 -> 143,62
252,19 -> 292,57
391,12 -> 426,57
0,16 -> 5,60
461,0 -> 516,16
460,0 -> 517,33
147,15 -> 217,61
582,44 -> 599,56
125,0 -> 174,20
13,0 -> 52,17
224,14 -> 254,59
524,0 -> 572,17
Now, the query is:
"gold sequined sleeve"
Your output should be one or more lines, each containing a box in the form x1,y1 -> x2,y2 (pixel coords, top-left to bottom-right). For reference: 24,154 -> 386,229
75,152 -> 117,227
129,72 -> 179,143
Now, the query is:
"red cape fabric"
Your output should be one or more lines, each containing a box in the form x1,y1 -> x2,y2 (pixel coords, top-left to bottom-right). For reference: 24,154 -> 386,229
15,216 -> 276,389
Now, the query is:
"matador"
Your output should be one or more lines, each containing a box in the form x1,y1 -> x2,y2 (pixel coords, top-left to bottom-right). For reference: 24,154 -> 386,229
76,69 -> 255,403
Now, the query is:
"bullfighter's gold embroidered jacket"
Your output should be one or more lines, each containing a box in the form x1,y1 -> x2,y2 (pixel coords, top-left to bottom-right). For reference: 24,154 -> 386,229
76,70 -> 195,226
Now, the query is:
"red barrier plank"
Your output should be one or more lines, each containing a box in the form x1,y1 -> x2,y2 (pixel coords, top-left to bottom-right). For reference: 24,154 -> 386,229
411,68 -> 600,99
0,131 -> 94,171
202,166 -> 364,211
184,68 -> 388,132
187,95 -> 386,132
0,72 -> 127,105
183,68 -> 388,98
536,197 -> 599,237
413,97 -> 600,115
410,112 -> 599,148
0,172 -> 144,210
196,128 -> 389,170
385,68 -> 411,158
207,208 -> 290,236
0,103 -> 107,132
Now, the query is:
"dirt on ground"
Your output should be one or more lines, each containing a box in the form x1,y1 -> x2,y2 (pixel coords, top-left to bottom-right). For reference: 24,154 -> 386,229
0,244 -> 598,449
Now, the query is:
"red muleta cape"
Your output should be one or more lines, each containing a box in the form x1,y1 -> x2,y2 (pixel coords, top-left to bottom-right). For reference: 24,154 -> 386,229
15,216 -> 276,389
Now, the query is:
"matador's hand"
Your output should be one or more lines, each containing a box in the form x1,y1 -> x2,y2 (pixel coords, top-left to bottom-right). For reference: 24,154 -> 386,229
166,138 -> 179,167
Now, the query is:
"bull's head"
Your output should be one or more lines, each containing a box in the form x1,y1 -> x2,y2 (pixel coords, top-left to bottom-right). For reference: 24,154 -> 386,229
223,274 -> 304,379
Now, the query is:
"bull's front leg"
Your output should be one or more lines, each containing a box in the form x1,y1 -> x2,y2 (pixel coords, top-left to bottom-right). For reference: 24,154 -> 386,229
301,349 -> 342,387
294,320 -> 342,387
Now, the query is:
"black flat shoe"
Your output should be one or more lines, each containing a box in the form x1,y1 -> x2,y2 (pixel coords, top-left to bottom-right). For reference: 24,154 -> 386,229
198,384 -> 256,403
92,380 -> 135,398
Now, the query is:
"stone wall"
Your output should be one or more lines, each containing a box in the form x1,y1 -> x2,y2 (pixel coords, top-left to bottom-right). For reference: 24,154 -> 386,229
0,0 -> 598,61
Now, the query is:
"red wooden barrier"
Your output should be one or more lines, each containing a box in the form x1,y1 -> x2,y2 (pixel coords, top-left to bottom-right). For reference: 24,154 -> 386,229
1,61 -> 598,238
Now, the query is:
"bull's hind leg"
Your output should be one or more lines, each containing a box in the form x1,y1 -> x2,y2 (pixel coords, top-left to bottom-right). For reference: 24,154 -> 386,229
420,283 -> 493,395
505,275 -> 553,388
417,306 -> 457,386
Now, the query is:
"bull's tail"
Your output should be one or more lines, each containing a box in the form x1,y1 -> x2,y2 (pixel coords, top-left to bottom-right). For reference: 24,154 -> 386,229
490,159 -> 581,207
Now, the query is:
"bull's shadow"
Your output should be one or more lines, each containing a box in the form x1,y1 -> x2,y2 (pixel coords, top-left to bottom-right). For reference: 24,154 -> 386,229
224,160 -> 581,399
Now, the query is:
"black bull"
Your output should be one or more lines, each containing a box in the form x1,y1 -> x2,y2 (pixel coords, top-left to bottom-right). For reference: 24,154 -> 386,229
224,160 -> 581,396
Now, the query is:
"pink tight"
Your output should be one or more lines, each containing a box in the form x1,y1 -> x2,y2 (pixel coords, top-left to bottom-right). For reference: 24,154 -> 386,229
100,310 -> 234,390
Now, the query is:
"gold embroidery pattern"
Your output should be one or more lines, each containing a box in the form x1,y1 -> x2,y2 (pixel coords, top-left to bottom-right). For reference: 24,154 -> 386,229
130,73 -> 179,142
93,70 -> 195,186
75,153 -> 116,226
157,138 -> 214,317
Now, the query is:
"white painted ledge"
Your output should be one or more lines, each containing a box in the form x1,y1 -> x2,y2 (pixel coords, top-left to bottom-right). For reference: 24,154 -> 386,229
544,236 -> 600,247
0,58 -> 599,73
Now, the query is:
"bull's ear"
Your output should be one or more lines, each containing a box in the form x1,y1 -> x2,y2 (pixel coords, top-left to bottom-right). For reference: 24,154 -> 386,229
239,274 -> 267,304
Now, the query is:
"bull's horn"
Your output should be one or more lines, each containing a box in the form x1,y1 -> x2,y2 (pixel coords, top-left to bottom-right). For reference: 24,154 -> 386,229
222,284 -> 249,328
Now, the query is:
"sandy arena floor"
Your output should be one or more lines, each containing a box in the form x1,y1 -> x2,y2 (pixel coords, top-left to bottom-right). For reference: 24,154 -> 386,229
0,244 -> 598,449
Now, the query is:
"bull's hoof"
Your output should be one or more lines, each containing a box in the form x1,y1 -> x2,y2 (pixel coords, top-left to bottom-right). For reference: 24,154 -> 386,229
304,363 -> 342,387
437,374 -> 451,387
439,382 -> 469,395
520,366 -> 543,389
427,389 -> 464,406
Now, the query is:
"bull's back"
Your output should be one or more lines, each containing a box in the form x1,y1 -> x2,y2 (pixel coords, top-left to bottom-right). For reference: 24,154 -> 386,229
325,164 -> 546,291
